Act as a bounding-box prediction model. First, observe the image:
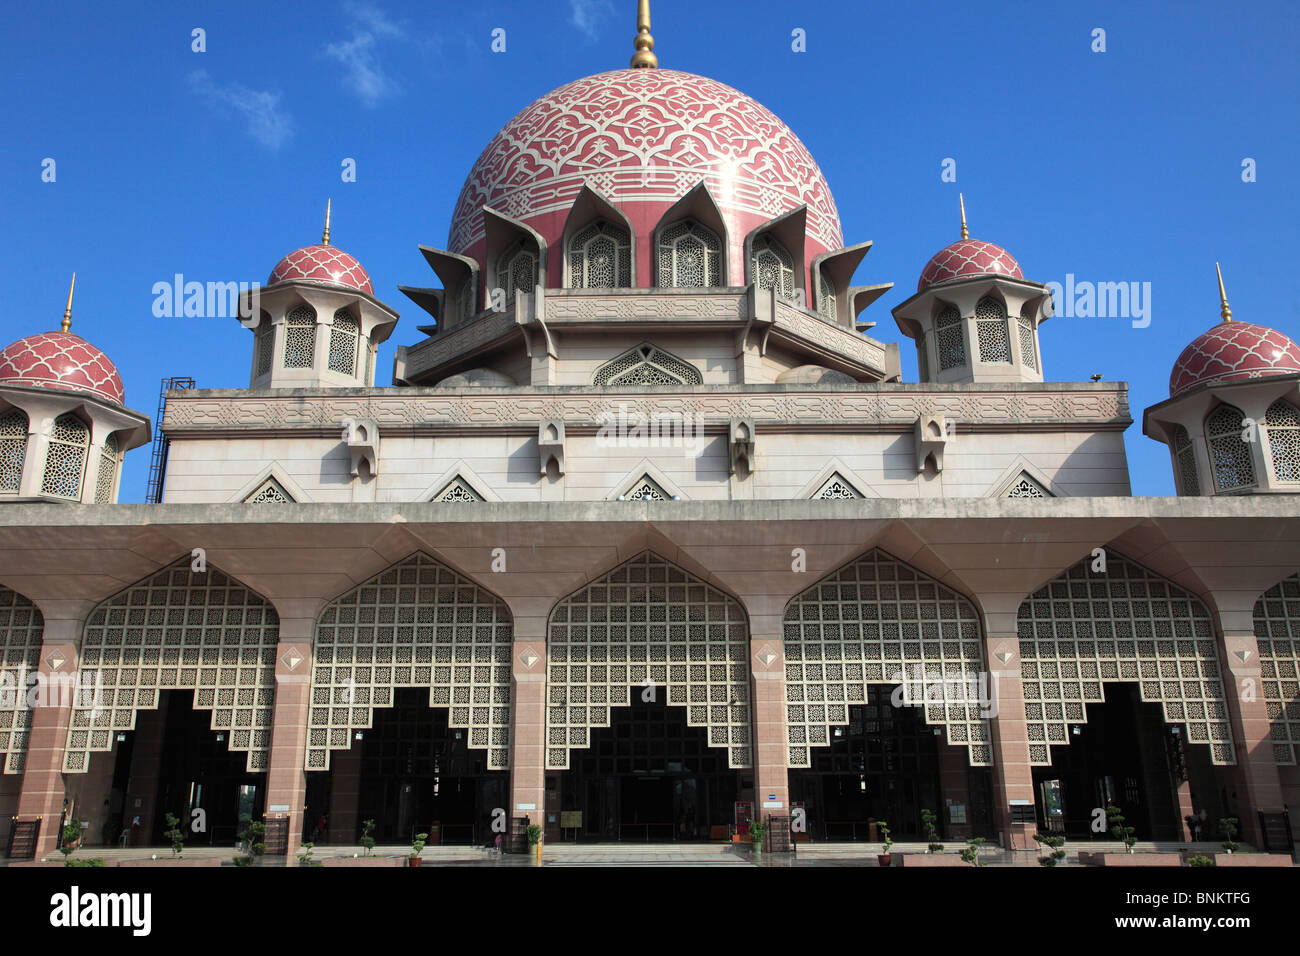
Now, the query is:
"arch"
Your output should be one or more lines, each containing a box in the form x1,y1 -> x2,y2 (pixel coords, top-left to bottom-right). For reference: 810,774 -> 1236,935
817,267 -> 837,322
1172,425 -> 1200,496
752,234 -> 796,301
309,553 -> 513,771
783,549 -> 991,768
657,219 -> 722,288
327,308 -> 361,376
41,412 -> 89,500
0,407 -> 28,494
496,239 -> 539,302
0,587 -> 42,773
1254,573 -> 1300,765
283,304 -> 317,369
1017,552 -> 1234,766
561,184 -> 638,288
1264,399 -> 1300,483
254,310 -> 274,377
64,558 -> 279,773
94,432 -> 120,504
1205,403 -> 1256,492
934,302 -> 965,370
592,342 -> 702,386
975,295 -> 1011,364
1017,304 -> 1038,372
545,552 -> 751,771
567,219 -> 632,289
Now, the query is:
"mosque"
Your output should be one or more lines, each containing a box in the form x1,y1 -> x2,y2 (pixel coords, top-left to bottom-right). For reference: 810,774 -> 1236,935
0,1 -> 1297,861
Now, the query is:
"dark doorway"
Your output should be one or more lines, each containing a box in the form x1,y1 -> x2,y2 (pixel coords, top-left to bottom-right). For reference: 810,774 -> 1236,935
788,685 -> 942,841
557,696 -> 738,842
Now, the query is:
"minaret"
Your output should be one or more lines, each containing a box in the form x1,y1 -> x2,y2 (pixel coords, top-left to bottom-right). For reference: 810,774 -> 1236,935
630,0 -> 658,68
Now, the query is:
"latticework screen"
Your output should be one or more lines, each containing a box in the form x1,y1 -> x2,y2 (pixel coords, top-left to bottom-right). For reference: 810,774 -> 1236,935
546,552 -> 751,770
310,553 -> 513,771
1018,553 -> 1235,765
0,588 -> 42,773
1255,573 -> 1300,765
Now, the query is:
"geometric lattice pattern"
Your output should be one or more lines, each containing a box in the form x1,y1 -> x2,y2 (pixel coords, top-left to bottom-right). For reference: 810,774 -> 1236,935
818,268 -> 836,323
659,220 -> 721,288
1017,553 -> 1235,765
309,553 -> 513,771
1018,309 -> 1038,372
1254,574 -> 1300,765
1172,426 -> 1201,496
327,310 -> 360,376
569,220 -> 631,289
918,238 -> 1024,293
975,297 -> 1011,363
0,330 -> 126,405
1206,403 -> 1256,492
813,472 -> 861,499
94,433 -> 119,504
41,413 -> 88,500
65,560 -> 279,773
1004,473 -> 1051,498
1169,320 -> 1300,398
621,475 -> 670,501
935,305 -> 965,370
498,244 -> 539,302
753,236 -> 795,301
1265,399 -> 1300,483
283,306 -> 317,369
244,477 -> 294,504
783,549 -> 992,768
0,588 -> 42,774
432,477 -> 483,502
546,552 -> 751,770
593,343 -> 703,386
0,408 -> 27,494
267,243 -> 374,295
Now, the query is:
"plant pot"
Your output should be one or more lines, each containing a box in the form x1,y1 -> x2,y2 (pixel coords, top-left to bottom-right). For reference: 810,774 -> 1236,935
409,857 -> 423,868
878,854 -> 892,867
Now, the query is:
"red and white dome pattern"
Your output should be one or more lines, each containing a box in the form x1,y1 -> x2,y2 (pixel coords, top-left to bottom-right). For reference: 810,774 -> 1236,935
0,331 -> 125,405
448,69 -> 842,270
1169,321 -> 1300,397
267,244 -> 373,295
918,239 -> 1023,292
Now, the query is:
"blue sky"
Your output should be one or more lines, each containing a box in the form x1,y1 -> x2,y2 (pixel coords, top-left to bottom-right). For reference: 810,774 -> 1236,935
2,0 -> 1297,502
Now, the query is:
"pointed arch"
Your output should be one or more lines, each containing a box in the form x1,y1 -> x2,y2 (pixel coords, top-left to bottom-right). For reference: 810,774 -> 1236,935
309,553 -> 513,771
42,412 -> 89,500
0,586 -> 42,773
545,552 -> 751,771
231,465 -> 311,504
975,294 -> 1012,364
64,557 -> 280,773
1253,572 -> 1300,765
934,301 -> 965,370
1172,425 -> 1201,496
592,342 -> 702,386
1264,399 -> 1300,483
0,407 -> 29,495
562,184 -> 637,288
653,182 -> 729,287
1017,552 -> 1235,766
782,548 -> 991,768
1205,402 -> 1256,492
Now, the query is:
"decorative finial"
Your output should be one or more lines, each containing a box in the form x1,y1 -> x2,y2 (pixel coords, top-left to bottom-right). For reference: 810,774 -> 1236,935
322,199 -> 332,245
1216,262 -> 1232,322
630,0 -> 658,68
61,273 -> 76,333
959,193 -> 969,240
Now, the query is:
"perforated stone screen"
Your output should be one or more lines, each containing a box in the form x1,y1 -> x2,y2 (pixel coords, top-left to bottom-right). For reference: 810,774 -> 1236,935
546,552 -> 751,770
1254,573 -> 1300,765
0,588 -> 42,773
783,549 -> 992,768
310,553 -> 513,771
65,560 -> 279,773
1018,553 -> 1235,765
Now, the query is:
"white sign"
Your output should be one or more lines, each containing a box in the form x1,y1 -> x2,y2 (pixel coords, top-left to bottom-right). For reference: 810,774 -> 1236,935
269,804 -> 290,812
516,803 -> 537,811
762,801 -> 784,809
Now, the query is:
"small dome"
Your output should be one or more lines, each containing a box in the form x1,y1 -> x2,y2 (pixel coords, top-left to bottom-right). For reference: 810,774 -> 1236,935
0,330 -> 125,405
1169,321 -> 1300,397
268,244 -> 373,295
918,239 -> 1023,292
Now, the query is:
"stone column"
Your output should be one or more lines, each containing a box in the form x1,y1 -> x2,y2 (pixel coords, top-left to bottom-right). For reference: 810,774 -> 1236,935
983,604 -> 1037,853
264,616 -> 313,862
748,613 -> 789,824
508,614 -> 546,841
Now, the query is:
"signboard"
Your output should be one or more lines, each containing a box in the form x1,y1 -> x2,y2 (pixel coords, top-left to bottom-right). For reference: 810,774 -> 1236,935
516,803 -> 537,811
947,803 -> 966,824
560,810 -> 582,828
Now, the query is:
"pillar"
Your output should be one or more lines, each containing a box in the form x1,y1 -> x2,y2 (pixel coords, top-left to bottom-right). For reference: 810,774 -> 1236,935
983,604 -> 1037,853
749,614 -> 789,824
264,617 -> 312,861
508,616 -> 546,842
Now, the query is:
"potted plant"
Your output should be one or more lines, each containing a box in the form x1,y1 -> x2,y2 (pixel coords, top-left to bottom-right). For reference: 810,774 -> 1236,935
1219,817 -> 1240,855
409,832 -> 428,867
297,842 -> 319,867
960,836 -> 987,866
360,819 -> 376,857
749,819 -> 767,856
1106,805 -> 1137,854
59,821 -> 104,867
163,812 -> 185,860
526,824 -> 543,857
1186,854 -> 1215,867
1033,831 -> 1066,867
876,821 -> 893,867
233,819 -> 266,866
921,809 -> 944,854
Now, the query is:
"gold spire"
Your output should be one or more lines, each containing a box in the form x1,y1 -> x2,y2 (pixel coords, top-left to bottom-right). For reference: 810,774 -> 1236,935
60,273 -> 76,333
959,193 -> 969,240
322,198 -> 332,245
630,0 -> 658,68
1216,261 -> 1232,323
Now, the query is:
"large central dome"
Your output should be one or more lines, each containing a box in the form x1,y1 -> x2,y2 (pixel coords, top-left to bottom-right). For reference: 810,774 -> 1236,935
447,69 -> 843,281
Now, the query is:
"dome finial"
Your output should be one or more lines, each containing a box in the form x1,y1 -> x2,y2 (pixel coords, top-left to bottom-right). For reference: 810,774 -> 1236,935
61,272 -> 76,333
630,0 -> 658,68
322,198 -> 332,245
1216,261 -> 1232,323
959,193 -> 969,240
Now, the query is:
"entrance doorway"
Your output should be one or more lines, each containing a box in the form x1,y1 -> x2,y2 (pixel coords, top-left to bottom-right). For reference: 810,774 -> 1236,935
555,697 -> 738,842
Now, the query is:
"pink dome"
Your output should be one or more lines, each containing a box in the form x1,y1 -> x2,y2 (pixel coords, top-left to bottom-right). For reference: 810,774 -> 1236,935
447,69 -> 843,284
267,244 -> 373,295
0,331 -> 125,405
918,239 -> 1023,292
1169,321 -> 1300,397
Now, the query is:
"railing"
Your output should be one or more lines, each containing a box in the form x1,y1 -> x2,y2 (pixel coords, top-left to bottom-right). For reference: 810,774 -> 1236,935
145,376 -> 195,503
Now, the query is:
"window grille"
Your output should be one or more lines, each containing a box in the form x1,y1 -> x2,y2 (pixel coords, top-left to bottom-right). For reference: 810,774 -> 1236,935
254,314 -> 274,377
244,478 -> 294,503
283,305 -> 316,369
327,309 -> 360,376
41,413 -> 88,500
1265,400 -> 1300,483
658,220 -> 721,288
976,297 -> 1011,363
752,235 -> 795,301
497,242 -> 538,301
1206,404 -> 1256,492
432,477 -> 483,502
813,473 -> 861,499
0,587 -> 41,773
1017,306 -> 1037,371
1172,426 -> 1200,496
94,433 -> 120,503
1004,473 -> 1051,498
935,305 -> 965,370
0,409 -> 27,494
1254,573 -> 1300,765
593,344 -> 702,386
818,269 -> 836,322
569,220 -> 631,289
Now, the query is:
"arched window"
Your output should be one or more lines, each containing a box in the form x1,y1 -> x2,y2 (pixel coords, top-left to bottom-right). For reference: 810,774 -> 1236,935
328,308 -> 361,376
1205,404 -> 1256,492
457,278 -> 476,324
254,311 -> 273,377
975,296 -> 1011,363
916,332 -> 931,382
1265,399 -> 1300,482
752,235 -> 795,301
935,304 -> 965,370
95,433 -> 120,504
1172,425 -> 1200,496
1017,305 -> 1038,371
568,220 -> 631,289
817,269 -> 836,322
592,343 -> 703,386
497,241 -> 538,302
41,413 -> 89,500
0,408 -> 28,494
658,220 -> 721,288
283,305 -> 316,369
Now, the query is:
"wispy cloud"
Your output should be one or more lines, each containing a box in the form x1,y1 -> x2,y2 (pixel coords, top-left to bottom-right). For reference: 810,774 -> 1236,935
324,2 -> 404,107
570,0 -> 615,40
189,70 -> 293,152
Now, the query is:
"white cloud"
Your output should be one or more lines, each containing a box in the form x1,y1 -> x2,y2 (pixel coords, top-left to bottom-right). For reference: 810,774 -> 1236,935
324,2 -> 404,107
570,0 -> 615,40
189,70 -> 293,152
